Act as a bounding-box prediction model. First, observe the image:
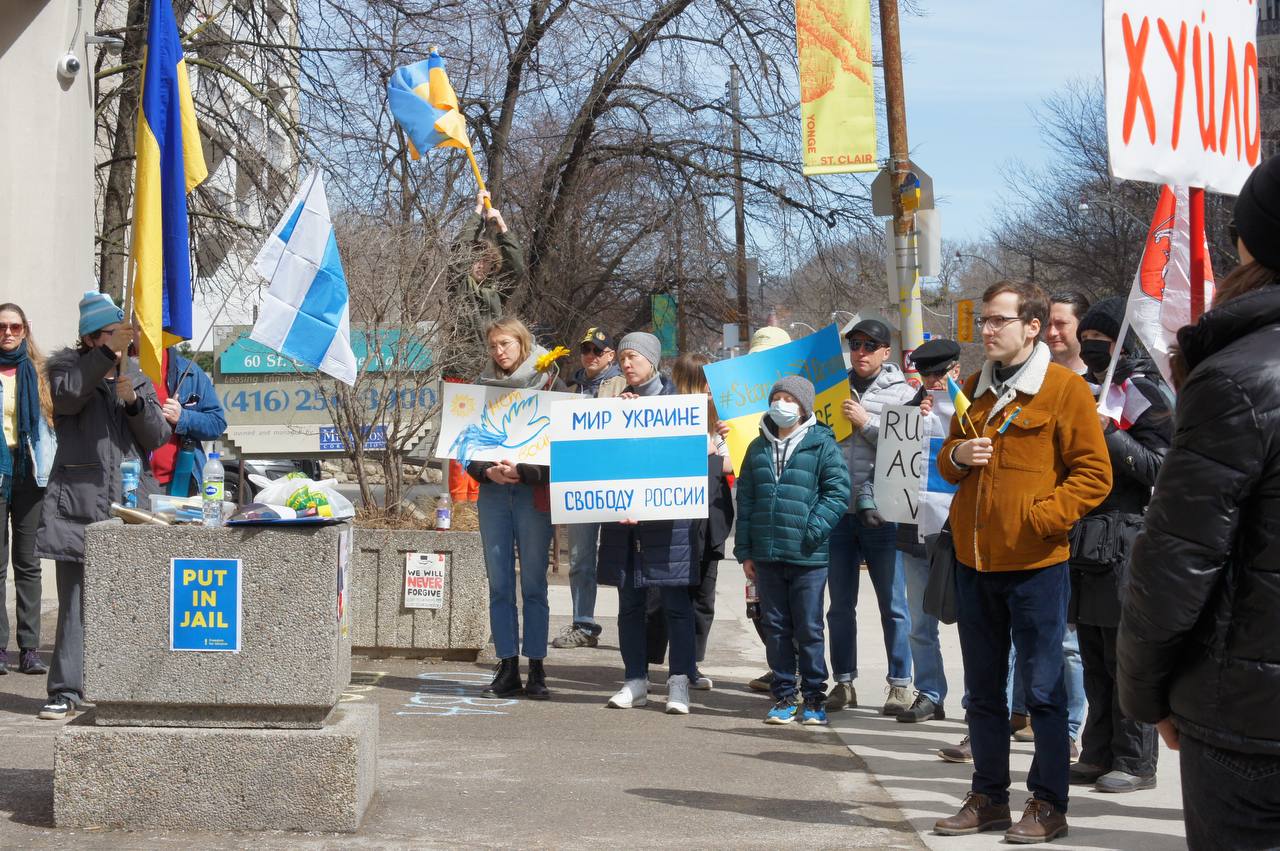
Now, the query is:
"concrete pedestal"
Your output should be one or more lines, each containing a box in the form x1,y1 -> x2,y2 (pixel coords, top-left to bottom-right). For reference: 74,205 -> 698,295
54,521 -> 376,833
350,529 -> 488,655
55,703 -> 377,832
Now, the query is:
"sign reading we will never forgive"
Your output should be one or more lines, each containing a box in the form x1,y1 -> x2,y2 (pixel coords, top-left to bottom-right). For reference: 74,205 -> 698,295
550,395 -> 710,524
1104,0 -> 1259,194
703,324 -> 851,474
436,383 -> 578,466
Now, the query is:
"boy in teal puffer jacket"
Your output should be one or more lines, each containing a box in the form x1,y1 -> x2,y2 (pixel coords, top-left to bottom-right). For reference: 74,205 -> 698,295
735,376 -> 850,726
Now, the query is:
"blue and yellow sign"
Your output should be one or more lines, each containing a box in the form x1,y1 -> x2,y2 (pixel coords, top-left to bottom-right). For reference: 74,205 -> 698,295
170,558 -> 241,652
704,324 -> 851,473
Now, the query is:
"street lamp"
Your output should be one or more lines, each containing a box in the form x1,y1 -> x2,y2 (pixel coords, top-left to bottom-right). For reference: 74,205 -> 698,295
954,251 -> 1004,276
1077,196 -> 1149,229
830,310 -> 857,330
789,321 -> 816,336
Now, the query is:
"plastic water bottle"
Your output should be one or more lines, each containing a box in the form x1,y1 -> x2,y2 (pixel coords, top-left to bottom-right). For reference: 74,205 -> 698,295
435,492 -> 452,531
202,452 -> 225,527
120,458 -> 141,509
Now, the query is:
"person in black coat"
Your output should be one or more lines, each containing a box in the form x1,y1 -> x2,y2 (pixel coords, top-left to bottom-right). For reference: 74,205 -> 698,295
597,333 -> 705,716
1118,155 -> 1280,851
1068,298 -> 1171,793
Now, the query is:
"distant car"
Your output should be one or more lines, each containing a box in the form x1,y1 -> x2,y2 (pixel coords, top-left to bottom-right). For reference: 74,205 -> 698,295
221,458 -> 321,504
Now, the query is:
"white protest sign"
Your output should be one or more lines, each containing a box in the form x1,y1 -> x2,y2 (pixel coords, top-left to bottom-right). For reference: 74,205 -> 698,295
1104,0 -> 1259,194
872,404 -> 922,525
549,394 -> 710,524
404,553 -> 446,610
436,382 -> 578,466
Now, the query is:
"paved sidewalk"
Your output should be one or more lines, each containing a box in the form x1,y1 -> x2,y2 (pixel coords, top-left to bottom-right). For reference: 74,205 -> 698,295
0,548 -> 1186,848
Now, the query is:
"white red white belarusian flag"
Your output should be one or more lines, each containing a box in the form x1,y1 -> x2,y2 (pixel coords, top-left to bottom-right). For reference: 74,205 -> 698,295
1124,185 -> 1215,386
1101,380 -> 1152,431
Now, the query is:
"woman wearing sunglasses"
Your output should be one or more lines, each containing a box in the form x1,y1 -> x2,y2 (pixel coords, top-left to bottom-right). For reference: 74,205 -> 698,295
0,304 -> 56,676
33,292 -> 170,719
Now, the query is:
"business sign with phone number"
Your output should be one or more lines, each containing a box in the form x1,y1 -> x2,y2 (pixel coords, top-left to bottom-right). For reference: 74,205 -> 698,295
215,383 -> 437,427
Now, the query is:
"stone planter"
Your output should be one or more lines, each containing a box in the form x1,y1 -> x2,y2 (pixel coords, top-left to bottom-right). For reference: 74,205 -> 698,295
350,529 -> 488,657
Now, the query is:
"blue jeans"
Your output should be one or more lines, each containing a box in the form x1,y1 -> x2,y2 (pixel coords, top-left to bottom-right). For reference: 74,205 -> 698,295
618,582 -> 695,681
901,549 -> 947,705
756,561 -> 829,703
827,513 -> 912,685
956,562 -> 1071,813
566,522 -> 601,634
1007,627 -> 1086,740
478,482 -> 552,660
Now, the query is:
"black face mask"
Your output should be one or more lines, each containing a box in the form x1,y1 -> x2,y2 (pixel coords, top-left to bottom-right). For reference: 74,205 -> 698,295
1079,338 -> 1115,374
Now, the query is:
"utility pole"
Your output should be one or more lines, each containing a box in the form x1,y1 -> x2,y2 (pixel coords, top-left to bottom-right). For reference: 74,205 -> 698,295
878,0 -> 923,371
729,65 -> 749,347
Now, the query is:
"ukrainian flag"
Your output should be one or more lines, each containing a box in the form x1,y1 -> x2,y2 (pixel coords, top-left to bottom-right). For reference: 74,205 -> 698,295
387,50 -> 471,159
130,0 -> 207,384
947,375 -> 977,437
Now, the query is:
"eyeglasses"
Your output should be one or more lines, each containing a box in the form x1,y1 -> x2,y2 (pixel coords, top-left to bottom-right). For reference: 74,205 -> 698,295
976,314 -> 1023,332
487,339 -> 518,353
0,323 -> 24,335
581,345 -> 605,356
847,339 -> 885,353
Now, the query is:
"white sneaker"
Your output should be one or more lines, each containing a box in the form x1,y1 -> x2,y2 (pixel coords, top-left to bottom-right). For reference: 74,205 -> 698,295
666,674 -> 691,715
692,672 -> 713,690
607,678 -> 648,708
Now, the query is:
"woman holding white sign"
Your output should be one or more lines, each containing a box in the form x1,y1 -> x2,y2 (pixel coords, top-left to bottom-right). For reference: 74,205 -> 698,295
468,317 -> 566,701
598,332 -> 702,715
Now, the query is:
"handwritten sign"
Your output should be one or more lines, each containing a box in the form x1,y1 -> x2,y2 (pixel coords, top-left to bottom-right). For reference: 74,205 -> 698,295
549,394 -> 710,524
404,553 -> 446,610
170,558 -> 242,652
872,405 -> 922,525
436,383 -> 577,466
1104,0 -> 1259,193
703,324 -> 851,473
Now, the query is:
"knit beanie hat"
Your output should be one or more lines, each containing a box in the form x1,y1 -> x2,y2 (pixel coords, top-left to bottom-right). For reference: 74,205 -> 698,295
78,290 -> 125,337
1233,154 -> 1280,272
1077,296 -> 1136,352
749,326 -> 791,354
617,332 -> 662,370
770,375 -> 816,419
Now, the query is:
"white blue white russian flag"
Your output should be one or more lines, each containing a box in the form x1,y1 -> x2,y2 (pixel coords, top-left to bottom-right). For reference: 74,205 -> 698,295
251,170 -> 357,385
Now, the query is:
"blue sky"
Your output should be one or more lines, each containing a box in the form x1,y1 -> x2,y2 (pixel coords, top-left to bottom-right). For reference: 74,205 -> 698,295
897,2 -> 1103,240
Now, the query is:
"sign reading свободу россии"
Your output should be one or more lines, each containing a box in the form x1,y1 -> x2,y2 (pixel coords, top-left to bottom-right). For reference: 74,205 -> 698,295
549,394 -> 710,524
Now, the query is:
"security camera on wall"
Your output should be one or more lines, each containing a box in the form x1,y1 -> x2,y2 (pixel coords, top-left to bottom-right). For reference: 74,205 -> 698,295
57,52 -> 82,80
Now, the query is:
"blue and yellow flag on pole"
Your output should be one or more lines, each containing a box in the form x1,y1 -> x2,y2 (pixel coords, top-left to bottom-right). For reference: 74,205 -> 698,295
130,0 -> 207,384
387,50 -> 471,159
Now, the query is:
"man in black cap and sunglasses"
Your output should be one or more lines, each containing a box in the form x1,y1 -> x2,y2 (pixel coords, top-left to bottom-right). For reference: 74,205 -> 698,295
826,318 -> 917,716
554,327 -> 626,649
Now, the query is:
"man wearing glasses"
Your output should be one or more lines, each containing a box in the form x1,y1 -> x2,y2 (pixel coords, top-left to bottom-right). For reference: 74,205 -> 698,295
933,281 -> 1110,843
553,327 -> 626,649
826,318 -> 917,716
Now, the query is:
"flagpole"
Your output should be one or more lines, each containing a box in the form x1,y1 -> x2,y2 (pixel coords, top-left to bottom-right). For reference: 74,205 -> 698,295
465,148 -> 491,210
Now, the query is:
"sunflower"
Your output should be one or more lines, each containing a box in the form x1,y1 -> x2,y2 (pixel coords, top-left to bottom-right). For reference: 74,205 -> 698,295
535,346 -> 571,373
450,394 -> 477,418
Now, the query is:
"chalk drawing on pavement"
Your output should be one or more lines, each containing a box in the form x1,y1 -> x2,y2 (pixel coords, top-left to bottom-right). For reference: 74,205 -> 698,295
395,671 -> 518,717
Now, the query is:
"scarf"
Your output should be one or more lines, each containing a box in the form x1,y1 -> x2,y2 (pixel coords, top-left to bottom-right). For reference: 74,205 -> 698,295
0,341 -> 41,498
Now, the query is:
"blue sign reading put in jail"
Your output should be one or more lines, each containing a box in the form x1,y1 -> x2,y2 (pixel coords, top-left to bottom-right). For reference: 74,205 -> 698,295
170,558 -> 242,652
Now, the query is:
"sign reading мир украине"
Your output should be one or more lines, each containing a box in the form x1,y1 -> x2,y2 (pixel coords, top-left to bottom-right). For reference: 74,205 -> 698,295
170,558 -> 242,652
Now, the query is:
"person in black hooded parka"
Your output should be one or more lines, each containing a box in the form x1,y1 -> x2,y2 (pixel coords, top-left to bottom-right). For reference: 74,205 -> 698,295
1118,155 -> 1280,851
1069,297 -> 1171,794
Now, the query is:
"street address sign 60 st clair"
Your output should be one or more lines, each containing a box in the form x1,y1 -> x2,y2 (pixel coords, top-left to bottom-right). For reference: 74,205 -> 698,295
217,328 -> 432,376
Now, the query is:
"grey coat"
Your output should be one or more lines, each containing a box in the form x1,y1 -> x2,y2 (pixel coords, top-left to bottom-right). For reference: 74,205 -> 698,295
34,347 -> 171,563
840,362 -> 916,512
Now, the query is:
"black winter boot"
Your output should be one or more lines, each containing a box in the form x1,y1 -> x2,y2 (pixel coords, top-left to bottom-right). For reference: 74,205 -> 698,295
524,659 -> 550,700
483,657 -> 523,698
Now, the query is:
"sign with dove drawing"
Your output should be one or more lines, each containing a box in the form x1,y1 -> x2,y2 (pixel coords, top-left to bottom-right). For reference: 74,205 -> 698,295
437,383 -> 578,466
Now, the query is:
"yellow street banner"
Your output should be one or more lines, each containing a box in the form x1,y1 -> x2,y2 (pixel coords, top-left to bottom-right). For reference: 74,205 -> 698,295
796,0 -> 877,176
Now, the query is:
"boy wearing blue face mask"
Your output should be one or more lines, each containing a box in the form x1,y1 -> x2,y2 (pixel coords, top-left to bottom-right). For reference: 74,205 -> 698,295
735,376 -> 851,725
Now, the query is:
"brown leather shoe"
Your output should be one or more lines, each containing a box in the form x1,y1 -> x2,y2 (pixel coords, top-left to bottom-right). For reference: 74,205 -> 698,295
1009,712 -> 1030,736
937,735 -> 973,764
1005,798 -> 1068,844
934,791 -> 1012,835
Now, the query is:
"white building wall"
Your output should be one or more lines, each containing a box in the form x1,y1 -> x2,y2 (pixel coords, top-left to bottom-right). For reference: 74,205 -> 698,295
0,0 -> 95,350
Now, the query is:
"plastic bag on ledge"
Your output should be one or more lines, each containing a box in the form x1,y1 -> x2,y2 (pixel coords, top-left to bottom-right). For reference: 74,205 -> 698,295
252,476 -> 356,520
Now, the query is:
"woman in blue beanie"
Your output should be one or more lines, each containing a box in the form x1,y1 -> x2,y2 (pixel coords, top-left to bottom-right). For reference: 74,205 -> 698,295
33,292 -> 170,719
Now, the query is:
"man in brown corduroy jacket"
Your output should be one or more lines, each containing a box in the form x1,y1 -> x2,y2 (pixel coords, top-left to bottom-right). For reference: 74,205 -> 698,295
933,281 -> 1111,844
